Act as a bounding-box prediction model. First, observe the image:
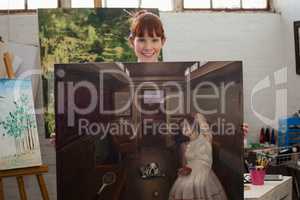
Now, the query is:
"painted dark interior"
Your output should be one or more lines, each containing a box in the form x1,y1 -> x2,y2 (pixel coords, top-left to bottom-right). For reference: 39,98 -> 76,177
55,61 -> 243,200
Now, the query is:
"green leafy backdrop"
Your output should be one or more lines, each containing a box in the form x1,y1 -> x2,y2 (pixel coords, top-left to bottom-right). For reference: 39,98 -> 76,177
38,8 -> 159,137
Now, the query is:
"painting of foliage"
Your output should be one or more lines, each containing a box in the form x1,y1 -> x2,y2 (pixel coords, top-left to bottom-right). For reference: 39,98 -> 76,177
0,79 -> 42,170
38,8 -> 159,137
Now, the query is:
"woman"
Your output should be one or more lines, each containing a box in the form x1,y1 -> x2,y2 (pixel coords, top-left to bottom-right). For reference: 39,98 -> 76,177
169,113 -> 227,200
128,10 -> 165,63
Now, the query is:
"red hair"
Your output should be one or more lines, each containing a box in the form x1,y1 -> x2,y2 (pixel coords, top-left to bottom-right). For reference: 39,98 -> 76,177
129,10 -> 165,41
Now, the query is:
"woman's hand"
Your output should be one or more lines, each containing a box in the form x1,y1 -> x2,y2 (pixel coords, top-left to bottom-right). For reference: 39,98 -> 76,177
242,123 -> 249,138
178,166 -> 192,176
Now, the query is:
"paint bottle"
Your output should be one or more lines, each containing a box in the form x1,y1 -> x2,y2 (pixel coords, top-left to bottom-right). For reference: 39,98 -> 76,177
265,127 -> 270,144
259,127 -> 265,144
270,128 -> 276,145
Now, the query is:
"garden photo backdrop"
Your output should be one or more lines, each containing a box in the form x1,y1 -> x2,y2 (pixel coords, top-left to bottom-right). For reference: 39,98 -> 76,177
38,8 -> 159,137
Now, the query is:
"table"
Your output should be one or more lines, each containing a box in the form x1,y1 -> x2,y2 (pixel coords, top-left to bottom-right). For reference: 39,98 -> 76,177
244,175 -> 292,200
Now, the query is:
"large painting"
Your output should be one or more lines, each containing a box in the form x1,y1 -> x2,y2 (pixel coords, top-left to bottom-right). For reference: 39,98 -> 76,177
0,79 -> 42,170
55,61 -> 243,200
38,8 -> 159,137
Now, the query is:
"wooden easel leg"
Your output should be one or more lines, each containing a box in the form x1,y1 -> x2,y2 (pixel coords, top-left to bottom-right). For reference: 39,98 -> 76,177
16,176 -> 27,200
36,174 -> 49,200
0,178 -> 4,200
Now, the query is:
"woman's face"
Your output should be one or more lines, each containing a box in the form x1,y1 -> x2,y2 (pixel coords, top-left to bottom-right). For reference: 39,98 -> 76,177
131,31 -> 164,63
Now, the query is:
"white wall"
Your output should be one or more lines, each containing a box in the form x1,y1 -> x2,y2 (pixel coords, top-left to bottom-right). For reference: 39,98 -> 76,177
161,12 -> 286,143
0,15 -> 39,46
0,14 -> 41,104
273,0 -> 300,114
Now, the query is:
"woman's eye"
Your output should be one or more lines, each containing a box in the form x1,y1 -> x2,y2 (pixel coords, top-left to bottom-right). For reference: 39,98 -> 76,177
138,38 -> 145,42
152,38 -> 159,42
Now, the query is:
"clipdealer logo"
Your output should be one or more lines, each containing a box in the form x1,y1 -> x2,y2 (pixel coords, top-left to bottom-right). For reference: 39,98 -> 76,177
250,67 -> 287,129
54,67 -> 239,137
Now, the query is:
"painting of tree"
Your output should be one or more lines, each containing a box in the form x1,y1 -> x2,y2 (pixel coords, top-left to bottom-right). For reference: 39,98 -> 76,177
38,8 -> 160,137
0,79 -> 41,170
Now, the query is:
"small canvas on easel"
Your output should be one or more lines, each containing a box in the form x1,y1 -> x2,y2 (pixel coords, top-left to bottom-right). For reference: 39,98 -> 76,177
0,79 -> 42,170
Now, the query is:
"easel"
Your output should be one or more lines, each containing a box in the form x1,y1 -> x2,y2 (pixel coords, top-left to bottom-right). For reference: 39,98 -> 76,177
0,53 -> 50,200
3,53 -> 15,78
0,165 -> 49,200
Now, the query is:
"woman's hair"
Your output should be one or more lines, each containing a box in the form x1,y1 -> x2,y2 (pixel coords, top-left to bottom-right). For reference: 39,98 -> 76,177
129,10 -> 165,41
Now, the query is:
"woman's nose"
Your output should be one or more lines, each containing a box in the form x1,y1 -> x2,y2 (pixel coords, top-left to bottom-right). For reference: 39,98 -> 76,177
144,41 -> 152,49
